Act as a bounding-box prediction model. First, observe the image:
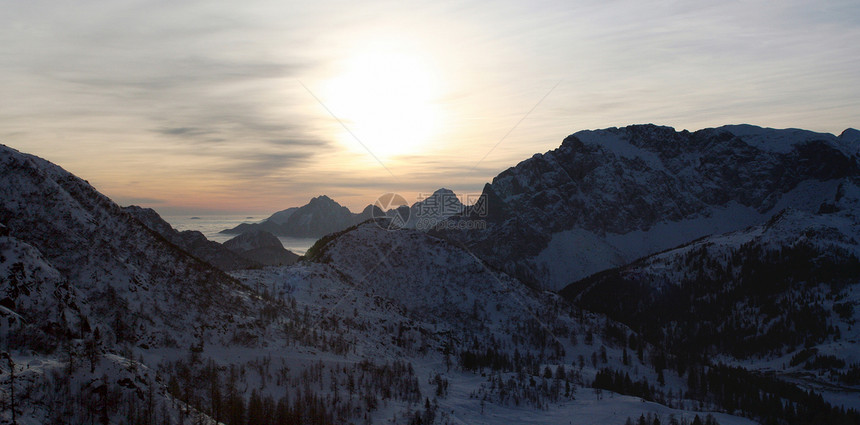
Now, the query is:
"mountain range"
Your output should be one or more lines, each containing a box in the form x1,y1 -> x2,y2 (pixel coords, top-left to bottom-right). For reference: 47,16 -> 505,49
221,188 -> 467,238
2,123 -> 860,425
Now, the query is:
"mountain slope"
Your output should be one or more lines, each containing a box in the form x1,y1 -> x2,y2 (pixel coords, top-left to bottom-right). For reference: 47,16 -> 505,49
561,205 -> 860,352
1,233 -> 85,350
0,144 -> 253,350
559,191 -> 860,407
245,220 -> 855,424
440,124 -> 860,289
248,221 -> 718,420
124,205 -> 259,271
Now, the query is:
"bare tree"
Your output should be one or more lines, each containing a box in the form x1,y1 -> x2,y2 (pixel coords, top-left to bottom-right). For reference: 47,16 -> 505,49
2,352 -> 16,425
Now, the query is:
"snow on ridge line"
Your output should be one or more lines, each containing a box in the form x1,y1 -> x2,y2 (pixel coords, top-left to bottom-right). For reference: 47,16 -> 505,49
717,124 -> 842,154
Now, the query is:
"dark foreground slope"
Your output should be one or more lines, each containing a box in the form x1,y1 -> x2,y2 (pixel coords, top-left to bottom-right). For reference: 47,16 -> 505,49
0,144 -> 256,350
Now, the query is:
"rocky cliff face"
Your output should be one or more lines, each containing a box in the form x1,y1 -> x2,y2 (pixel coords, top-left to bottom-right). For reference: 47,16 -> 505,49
439,124 -> 860,289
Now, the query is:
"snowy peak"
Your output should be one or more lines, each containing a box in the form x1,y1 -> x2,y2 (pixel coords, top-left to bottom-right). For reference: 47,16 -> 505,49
565,124 -> 846,157
289,194 -> 352,217
404,188 -> 465,228
413,188 -> 464,211
308,194 -> 335,204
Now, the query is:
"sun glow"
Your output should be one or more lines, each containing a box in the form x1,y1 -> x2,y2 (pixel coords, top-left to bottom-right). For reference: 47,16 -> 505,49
323,48 -> 441,159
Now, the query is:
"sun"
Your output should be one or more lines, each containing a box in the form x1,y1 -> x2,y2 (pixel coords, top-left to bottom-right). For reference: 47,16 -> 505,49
322,48 -> 440,160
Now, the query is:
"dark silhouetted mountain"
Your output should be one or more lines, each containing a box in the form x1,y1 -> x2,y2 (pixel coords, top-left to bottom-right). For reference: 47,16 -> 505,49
281,195 -> 357,238
223,229 -> 299,266
221,196 -> 382,238
357,203 -> 384,221
222,188 -> 468,237
405,188 -> 465,228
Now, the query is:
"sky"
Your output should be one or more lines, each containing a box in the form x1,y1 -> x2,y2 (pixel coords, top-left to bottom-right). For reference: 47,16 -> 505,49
1,0 -> 858,215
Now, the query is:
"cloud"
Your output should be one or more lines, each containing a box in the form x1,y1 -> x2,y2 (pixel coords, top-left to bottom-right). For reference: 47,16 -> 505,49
2,0 -> 859,214
222,150 -> 318,180
155,127 -> 216,137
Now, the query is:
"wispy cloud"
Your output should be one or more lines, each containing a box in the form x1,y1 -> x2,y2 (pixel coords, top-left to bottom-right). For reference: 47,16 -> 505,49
1,0 -> 858,213
155,127 -> 216,138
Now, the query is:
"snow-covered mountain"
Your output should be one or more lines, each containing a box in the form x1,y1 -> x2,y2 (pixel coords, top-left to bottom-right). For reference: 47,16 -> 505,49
439,124 -> 860,290
249,220 -> 766,424
0,144 -> 268,349
283,195 -> 366,237
0,143 -> 282,423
